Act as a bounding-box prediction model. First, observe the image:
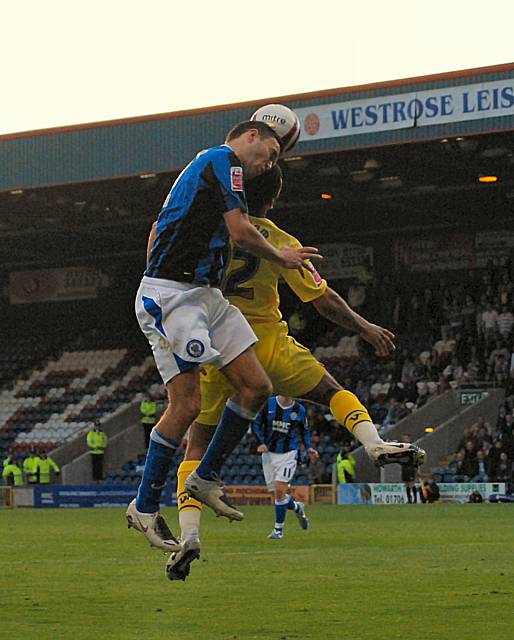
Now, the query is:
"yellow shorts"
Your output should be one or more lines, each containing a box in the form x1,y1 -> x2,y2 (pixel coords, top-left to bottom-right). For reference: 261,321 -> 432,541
198,321 -> 325,425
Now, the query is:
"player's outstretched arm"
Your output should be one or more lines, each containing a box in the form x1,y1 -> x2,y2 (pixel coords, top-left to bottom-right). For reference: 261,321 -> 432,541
312,286 -> 396,357
224,209 -> 321,270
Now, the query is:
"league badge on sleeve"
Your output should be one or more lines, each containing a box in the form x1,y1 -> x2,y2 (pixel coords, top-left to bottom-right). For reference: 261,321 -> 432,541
230,166 -> 244,192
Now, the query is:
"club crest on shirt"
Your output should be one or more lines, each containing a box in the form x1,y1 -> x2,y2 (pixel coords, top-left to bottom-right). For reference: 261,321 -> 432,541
186,339 -> 205,358
230,166 -> 244,192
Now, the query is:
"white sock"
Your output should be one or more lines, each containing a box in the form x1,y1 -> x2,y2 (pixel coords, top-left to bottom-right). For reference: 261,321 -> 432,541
179,508 -> 201,540
353,421 -> 383,447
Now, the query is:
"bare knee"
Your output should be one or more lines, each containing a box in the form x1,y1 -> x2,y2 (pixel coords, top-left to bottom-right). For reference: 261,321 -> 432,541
237,377 -> 272,412
166,395 -> 201,428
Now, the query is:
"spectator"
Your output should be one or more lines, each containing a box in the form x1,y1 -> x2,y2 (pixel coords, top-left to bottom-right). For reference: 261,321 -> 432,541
347,280 -> 366,311
288,306 -> 307,337
487,440 -> 505,480
37,451 -> 60,484
2,457 -> 23,486
2,451 -> 13,469
480,302 -> 499,347
494,452 -> 511,483
87,420 -> 108,482
461,441 -> 479,480
336,447 -> 356,484
471,450 -> 489,482
308,456 -> 327,484
140,393 -> 159,450
497,273 -> 513,306
23,449 -> 41,484
497,305 -> 513,340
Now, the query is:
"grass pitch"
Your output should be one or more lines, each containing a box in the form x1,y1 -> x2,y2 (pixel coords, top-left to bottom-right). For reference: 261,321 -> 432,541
2,504 -> 514,640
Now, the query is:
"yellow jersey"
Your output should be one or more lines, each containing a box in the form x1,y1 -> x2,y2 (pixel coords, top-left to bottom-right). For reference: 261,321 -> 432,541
221,216 -> 327,323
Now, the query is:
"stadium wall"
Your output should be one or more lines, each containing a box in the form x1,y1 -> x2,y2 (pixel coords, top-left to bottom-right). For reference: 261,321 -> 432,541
1,64 -> 514,191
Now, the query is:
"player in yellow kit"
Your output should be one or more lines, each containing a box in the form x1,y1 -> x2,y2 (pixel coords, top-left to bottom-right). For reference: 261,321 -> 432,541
168,165 -> 425,580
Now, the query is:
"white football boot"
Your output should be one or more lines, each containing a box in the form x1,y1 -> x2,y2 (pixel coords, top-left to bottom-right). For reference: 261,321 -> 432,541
165,534 -> 201,581
126,499 -> 181,552
365,442 -> 426,468
185,471 -> 244,521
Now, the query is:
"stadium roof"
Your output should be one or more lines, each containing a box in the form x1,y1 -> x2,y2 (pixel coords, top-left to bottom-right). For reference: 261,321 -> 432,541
1,63 -> 513,192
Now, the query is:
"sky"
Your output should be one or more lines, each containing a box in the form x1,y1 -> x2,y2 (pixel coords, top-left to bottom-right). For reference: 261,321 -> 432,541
1,0 -> 513,136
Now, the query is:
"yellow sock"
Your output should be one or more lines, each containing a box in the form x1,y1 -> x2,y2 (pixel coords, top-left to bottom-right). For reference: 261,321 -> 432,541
329,390 -> 372,435
177,460 -> 202,512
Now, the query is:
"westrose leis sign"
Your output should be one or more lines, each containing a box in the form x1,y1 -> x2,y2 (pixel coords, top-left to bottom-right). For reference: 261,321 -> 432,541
296,77 -> 514,141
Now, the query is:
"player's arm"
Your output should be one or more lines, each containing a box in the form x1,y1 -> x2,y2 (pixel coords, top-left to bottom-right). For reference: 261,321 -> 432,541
312,287 -> 396,357
251,407 -> 268,453
146,222 -> 157,263
299,408 -> 319,463
224,209 -> 320,270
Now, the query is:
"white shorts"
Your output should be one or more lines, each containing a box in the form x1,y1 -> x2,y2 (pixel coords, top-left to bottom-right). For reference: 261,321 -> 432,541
262,449 -> 298,491
135,276 -> 257,384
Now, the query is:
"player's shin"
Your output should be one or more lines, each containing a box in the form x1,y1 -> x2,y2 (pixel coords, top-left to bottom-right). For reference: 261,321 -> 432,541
136,428 -> 180,513
195,399 -> 259,480
329,390 -> 382,447
177,460 -> 202,538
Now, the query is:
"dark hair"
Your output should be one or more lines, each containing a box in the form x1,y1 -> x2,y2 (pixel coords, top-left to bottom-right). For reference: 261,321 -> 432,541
226,120 -> 281,145
245,164 -> 283,214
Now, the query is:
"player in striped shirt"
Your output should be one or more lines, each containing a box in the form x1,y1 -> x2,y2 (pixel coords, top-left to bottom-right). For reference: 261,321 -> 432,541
252,395 -> 318,539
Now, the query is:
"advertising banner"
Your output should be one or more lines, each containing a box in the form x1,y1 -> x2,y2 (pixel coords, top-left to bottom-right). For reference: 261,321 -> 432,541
338,482 -> 506,505
33,484 -> 177,508
317,242 -> 374,281
224,485 -> 309,506
296,77 -> 514,142
9,267 -> 110,304
393,233 -> 511,273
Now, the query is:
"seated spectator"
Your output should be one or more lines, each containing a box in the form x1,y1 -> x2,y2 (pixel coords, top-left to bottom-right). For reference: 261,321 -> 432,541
497,305 -> 513,341
471,450 -> 489,482
487,439 -> 506,479
308,457 -> 327,484
493,452 -> 512,483
480,302 -> 499,347
497,273 -> 513,306
432,328 -> 455,368
461,441 -> 479,480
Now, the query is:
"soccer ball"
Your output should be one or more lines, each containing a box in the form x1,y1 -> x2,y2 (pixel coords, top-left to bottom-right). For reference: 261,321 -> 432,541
250,104 -> 301,153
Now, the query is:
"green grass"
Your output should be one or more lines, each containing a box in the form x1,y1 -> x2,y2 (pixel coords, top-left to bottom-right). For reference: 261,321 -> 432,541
2,504 -> 514,640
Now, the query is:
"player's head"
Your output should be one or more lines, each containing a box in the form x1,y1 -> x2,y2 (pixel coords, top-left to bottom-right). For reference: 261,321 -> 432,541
226,121 -> 281,180
245,164 -> 283,218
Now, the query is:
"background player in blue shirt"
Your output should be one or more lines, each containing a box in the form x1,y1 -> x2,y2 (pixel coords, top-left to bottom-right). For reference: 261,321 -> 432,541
252,395 -> 318,539
128,120 -> 321,552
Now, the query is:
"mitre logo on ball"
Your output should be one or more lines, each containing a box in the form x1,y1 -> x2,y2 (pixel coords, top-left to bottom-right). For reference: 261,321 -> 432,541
250,103 -> 301,153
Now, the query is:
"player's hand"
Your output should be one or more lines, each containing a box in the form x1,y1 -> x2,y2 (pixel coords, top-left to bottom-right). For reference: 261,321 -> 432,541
257,444 -> 269,453
360,323 -> 396,357
308,448 -> 319,463
279,245 -> 322,271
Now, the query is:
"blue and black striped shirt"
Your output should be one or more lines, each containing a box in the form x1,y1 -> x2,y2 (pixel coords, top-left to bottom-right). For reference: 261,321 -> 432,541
252,397 -> 310,453
146,144 -> 247,287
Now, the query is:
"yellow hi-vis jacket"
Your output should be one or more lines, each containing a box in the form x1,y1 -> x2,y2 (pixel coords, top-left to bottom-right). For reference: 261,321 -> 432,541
23,455 -> 41,483
336,453 -> 357,484
140,400 -> 158,425
2,462 -> 23,486
37,457 -> 60,483
87,429 -> 108,455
